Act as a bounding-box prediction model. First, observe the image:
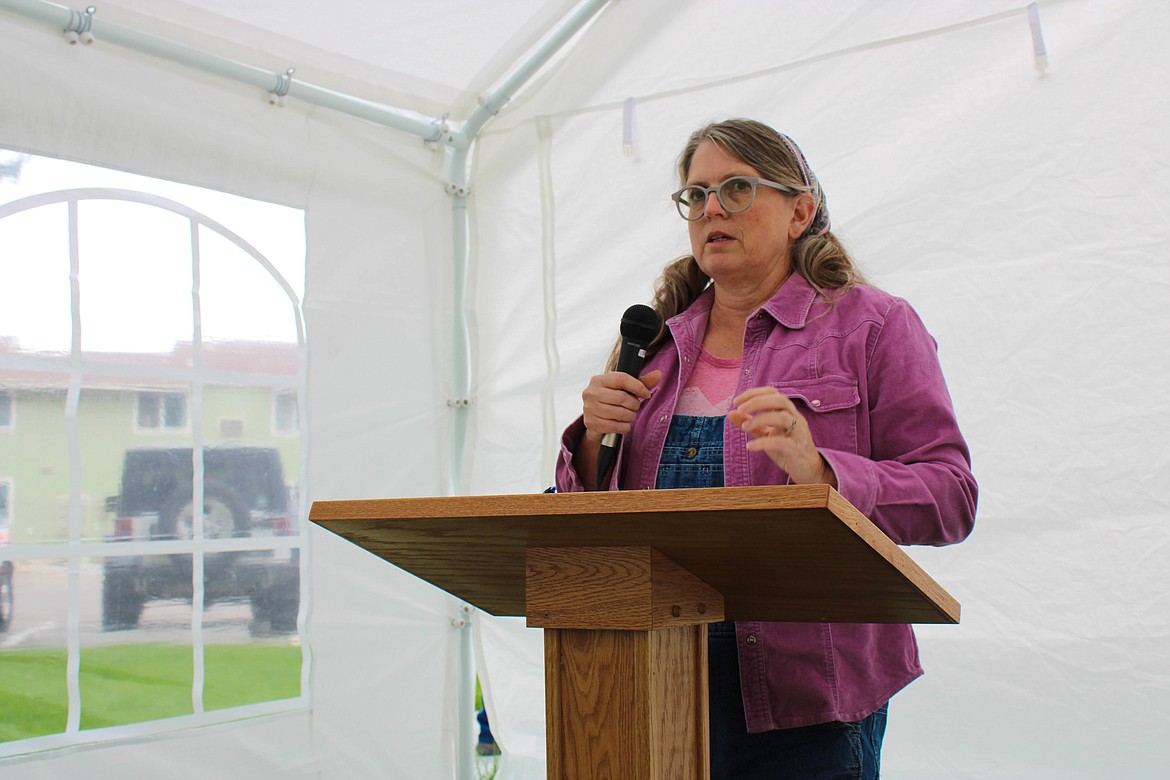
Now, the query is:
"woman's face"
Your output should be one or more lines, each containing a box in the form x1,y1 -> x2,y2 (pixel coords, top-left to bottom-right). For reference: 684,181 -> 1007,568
685,140 -> 811,293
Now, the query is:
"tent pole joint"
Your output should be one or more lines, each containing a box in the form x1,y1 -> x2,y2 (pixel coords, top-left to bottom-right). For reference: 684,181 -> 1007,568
267,67 -> 295,107
425,112 -> 453,145
476,92 -> 504,117
63,3 -> 96,46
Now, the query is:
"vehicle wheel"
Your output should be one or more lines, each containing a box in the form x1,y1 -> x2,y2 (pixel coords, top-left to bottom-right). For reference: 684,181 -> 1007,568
161,481 -> 250,540
251,568 -> 299,634
102,568 -> 144,631
0,563 -> 13,632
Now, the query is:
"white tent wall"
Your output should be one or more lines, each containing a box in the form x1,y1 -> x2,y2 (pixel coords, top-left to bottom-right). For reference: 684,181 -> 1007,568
0,8 -> 465,779
469,1 -> 1170,778
2,0 -> 1170,778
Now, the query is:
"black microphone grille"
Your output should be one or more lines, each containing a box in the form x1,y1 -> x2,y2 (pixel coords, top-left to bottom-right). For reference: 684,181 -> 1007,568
619,304 -> 661,344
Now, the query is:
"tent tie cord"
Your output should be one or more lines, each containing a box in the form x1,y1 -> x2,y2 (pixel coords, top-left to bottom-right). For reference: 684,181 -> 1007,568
63,4 -> 95,45
267,67 -> 296,107
622,97 -> 636,157
1027,2 -> 1048,75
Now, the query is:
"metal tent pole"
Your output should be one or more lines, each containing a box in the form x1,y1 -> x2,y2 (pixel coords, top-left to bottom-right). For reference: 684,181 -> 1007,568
442,0 -> 610,495
454,0 -> 610,146
0,0 -> 441,139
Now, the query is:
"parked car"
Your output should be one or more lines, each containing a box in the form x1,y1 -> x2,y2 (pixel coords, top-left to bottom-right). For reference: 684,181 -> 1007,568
102,447 -> 299,633
0,512 -> 12,632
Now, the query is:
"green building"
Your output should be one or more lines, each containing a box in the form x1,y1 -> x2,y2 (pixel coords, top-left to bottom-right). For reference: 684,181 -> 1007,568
0,339 -> 300,545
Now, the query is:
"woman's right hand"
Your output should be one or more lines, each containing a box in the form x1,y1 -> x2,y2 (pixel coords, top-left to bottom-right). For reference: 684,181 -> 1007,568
581,369 -> 663,442
573,369 -> 662,489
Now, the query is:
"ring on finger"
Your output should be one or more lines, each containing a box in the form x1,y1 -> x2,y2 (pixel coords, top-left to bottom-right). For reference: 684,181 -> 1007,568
784,417 -> 799,435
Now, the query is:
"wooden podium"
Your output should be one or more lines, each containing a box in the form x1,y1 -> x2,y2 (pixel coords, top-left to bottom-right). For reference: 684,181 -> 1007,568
310,484 -> 959,780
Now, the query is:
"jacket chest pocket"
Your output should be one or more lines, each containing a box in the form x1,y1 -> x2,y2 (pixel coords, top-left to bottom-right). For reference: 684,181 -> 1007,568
769,376 -> 861,455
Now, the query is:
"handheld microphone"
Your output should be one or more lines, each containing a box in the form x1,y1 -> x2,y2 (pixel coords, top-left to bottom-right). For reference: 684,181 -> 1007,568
595,304 -> 661,490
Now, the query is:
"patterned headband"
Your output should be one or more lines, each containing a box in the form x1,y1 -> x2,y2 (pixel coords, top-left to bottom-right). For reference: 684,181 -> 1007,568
776,132 -> 831,238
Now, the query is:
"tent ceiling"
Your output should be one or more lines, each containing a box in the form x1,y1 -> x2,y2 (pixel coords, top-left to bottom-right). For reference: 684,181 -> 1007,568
492,0 -> 1032,132
3,0 -> 1045,154
88,0 -> 583,119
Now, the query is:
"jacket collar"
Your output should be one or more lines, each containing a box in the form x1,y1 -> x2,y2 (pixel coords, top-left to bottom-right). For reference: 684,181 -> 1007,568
759,271 -> 822,330
665,287 -> 712,359
669,272 -> 823,335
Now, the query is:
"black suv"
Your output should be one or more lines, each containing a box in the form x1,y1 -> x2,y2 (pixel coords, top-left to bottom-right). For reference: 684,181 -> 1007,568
102,447 -> 299,633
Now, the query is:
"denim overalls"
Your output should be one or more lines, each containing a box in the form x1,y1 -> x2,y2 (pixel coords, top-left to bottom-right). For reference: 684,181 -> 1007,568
656,413 -> 886,780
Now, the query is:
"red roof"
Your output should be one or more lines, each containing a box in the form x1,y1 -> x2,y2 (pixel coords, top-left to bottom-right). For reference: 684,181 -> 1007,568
0,339 -> 298,388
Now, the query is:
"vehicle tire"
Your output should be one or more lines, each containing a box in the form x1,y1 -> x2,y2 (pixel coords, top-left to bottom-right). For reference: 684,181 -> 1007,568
250,567 -> 299,634
102,568 -> 144,631
0,562 -> 13,632
161,481 -> 250,540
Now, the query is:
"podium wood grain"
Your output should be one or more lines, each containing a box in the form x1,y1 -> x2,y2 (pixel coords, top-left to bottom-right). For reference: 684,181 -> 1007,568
310,484 -> 959,624
526,547 -> 725,630
532,547 -> 718,779
545,625 -> 708,780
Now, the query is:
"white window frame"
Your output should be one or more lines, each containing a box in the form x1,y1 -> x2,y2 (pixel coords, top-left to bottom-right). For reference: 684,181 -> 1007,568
0,186 -> 308,756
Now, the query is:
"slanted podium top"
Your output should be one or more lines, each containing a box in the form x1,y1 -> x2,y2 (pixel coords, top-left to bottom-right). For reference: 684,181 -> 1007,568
309,484 -> 959,624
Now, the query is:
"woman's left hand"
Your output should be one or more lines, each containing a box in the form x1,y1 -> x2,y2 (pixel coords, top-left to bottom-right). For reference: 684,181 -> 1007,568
728,386 -> 837,487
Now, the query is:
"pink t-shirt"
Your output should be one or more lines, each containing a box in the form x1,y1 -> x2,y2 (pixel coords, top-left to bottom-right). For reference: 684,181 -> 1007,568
676,348 -> 742,416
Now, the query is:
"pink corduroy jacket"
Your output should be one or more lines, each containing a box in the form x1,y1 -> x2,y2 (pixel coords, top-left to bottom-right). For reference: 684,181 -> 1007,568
556,272 -> 977,730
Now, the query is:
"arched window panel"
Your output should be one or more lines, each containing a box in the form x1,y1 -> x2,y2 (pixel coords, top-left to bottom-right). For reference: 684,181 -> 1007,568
0,556 -> 70,742
77,200 -> 194,360
77,380 -> 193,544
0,377 -> 70,545
80,553 -> 197,729
1,152 -> 307,752
198,226 -> 301,354
0,203 -> 71,355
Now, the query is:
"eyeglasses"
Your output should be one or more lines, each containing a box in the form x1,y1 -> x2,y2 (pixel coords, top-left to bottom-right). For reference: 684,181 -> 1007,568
671,176 -> 803,221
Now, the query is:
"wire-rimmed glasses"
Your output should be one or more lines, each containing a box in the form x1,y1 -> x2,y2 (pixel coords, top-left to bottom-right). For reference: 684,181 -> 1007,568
671,176 -> 803,221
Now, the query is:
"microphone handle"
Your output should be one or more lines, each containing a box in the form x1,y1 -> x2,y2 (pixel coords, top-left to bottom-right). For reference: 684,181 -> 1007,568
593,335 -> 653,490
595,434 -> 619,491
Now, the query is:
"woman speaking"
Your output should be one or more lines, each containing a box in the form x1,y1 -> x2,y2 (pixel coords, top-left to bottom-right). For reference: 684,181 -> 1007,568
556,118 -> 977,779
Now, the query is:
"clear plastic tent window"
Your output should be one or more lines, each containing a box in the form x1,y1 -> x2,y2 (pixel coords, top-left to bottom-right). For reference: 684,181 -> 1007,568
0,151 -> 308,748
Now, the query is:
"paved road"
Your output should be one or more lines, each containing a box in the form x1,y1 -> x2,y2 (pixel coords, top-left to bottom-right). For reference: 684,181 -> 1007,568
1,560 -> 270,649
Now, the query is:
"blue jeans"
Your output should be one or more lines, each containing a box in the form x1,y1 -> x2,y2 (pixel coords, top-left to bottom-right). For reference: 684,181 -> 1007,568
658,415 -> 888,779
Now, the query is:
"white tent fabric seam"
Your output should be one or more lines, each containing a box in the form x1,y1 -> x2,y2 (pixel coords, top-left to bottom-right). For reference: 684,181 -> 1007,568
537,117 -> 561,488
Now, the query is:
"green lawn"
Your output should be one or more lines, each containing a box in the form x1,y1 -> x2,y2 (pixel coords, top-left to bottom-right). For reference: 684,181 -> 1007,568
0,643 -> 302,743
